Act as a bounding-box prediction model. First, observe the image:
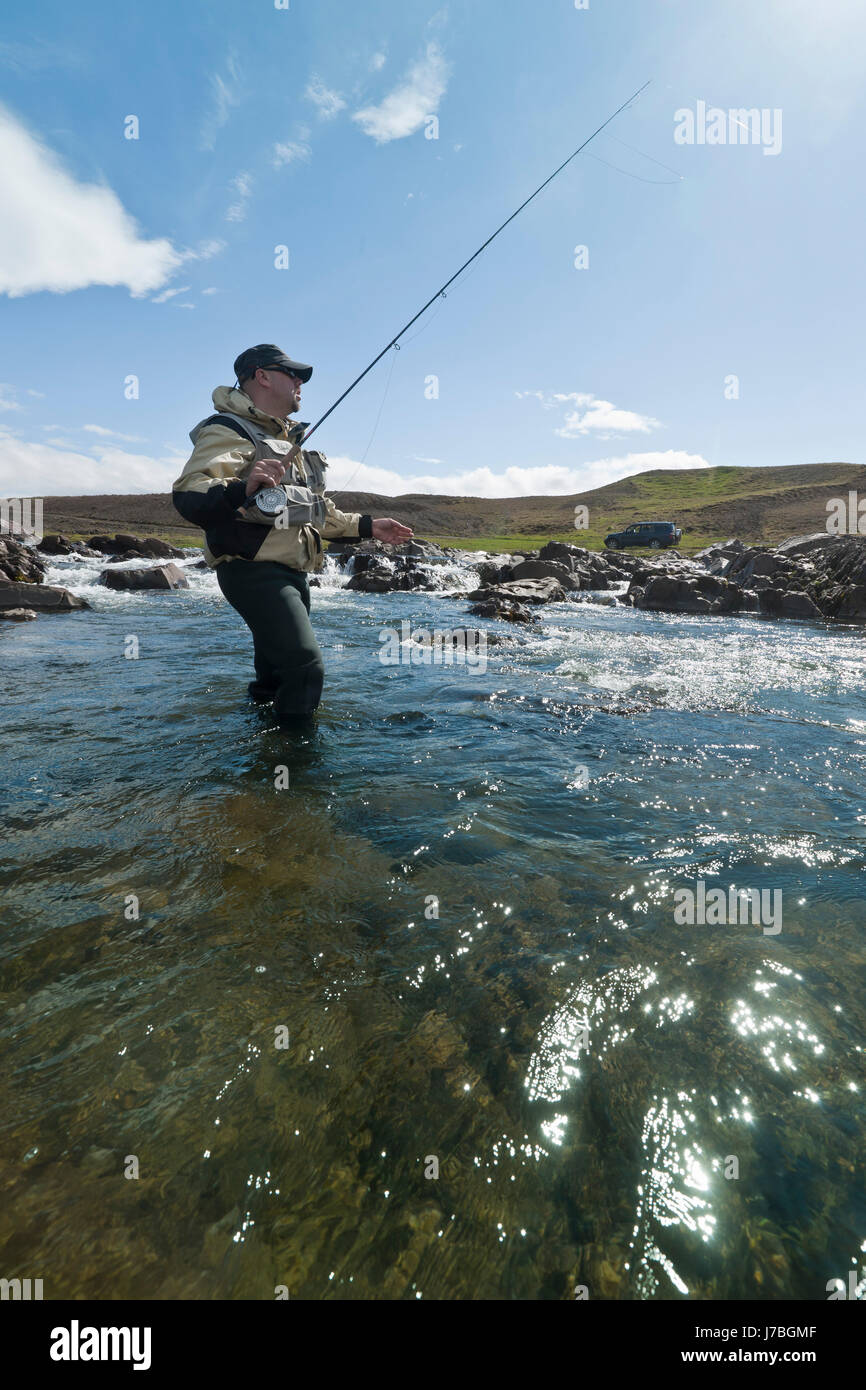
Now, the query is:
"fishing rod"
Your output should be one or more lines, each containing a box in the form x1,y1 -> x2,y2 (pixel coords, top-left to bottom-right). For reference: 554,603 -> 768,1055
301,79 -> 652,444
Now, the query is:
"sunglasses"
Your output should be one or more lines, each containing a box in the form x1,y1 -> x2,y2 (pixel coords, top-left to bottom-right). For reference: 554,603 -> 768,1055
263,365 -> 302,381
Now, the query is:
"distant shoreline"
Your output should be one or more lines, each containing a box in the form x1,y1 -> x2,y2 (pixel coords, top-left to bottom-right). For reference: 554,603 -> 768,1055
32,460 -> 865,554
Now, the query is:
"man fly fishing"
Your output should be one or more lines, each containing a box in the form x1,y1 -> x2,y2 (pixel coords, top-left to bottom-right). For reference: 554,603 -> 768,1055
172,344 -> 413,722
171,86 -> 649,723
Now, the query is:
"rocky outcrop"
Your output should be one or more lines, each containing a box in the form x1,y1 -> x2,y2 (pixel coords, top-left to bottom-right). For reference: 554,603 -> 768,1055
634,573 -> 742,615
87,534 -> 186,561
466,577 -> 567,606
637,532 -> 866,624
467,596 -> 536,624
38,534 -> 103,559
757,589 -> 823,620
99,563 -> 190,591
0,536 -> 46,584
508,559 -> 581,591
0,580 -> 90,612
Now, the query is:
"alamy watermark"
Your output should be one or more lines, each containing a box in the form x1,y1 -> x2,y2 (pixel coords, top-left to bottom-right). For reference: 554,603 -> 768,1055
673,880 -> 782,935
674,102 -> 782,157
826,492 -> 866,535
0,497 -> 44,543
378,620 -> 487,672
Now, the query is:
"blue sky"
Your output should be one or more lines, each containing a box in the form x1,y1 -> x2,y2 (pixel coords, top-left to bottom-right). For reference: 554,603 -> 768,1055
0,0 -> 864,499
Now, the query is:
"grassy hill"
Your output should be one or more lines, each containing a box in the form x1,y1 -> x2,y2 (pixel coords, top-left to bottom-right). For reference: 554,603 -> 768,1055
38,461 -> 864,554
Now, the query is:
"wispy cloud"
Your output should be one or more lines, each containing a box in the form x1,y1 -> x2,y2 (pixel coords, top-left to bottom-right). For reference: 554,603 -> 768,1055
272,136 -> 312,169
0,103 -> 182,298
353,41 -> 449,144
82,424 -> 144,442
517,390 -> 662,438
201,53 -> 243,151
0,383 -> 25,412
305,76 -> 346,120
225,172 -> 253,222
151,285 -> 191,304
370,52 -> 386,72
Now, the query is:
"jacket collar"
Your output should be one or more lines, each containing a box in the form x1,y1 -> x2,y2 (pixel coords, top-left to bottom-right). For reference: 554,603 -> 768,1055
211,386 -> 308,442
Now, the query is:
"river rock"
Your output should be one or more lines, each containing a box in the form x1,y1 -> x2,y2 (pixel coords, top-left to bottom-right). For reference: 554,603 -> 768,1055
137,537 -> 187,559
757,588 -> 823,620
635,576 -> 713,613
0,537 -> 46,584
509,559 -> 582,591
467,597 -> 536,624
0,606 -> 38,621
833,584 -> 866,621
345,567 -> 395,593
466,577 -> 567,605
100,563 -> 190,591
0,580 -> 90,612
38,533 -> 73,555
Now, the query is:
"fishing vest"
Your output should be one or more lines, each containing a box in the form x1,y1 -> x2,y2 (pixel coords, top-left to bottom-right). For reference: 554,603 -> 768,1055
188,411 -> 329,530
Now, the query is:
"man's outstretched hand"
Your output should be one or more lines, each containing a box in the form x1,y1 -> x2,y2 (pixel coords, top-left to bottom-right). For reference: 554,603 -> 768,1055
372,517 -> 414,545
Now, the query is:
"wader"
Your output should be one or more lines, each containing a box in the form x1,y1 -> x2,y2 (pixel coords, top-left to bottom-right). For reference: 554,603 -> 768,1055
216,560 -> 325,718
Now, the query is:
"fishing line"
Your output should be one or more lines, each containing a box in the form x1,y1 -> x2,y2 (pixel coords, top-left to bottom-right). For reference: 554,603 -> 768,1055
587,151 -> 681,185
302,78 -> 652,446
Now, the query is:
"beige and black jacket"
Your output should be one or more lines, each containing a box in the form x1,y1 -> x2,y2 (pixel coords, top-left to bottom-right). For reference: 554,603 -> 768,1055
172,386 -> 372,571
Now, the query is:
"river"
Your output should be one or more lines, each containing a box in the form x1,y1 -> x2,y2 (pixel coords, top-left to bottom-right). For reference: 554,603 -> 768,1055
1,550 -> 864,1299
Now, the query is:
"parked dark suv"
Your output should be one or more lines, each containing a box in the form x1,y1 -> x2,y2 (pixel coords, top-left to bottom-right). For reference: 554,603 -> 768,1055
604,521 -> 682,550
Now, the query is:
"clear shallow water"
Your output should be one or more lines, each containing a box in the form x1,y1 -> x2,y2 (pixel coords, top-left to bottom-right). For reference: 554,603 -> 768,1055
1,553 -> 864,1300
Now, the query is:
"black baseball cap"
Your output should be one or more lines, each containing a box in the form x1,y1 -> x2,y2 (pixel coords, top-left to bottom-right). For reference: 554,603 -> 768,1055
233,344 -> 313,386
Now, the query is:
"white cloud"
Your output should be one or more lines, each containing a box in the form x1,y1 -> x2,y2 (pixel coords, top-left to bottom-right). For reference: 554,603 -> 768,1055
370,52 -> 386,72
151,285 -> 191,304
226,173 -> 253,223
0,104 -> 182,298
517,389 -> 662,438
202,54 -> 242,151
179,238 -> 224,263
353,42 -> 449,144
82,424 -> 145,442
0,383 -> 25,411
272,137 -> 312,168
305,76 -> 346,120
202,286 -> 219,295
324,449 -> 710,498
0,426 -> 186,494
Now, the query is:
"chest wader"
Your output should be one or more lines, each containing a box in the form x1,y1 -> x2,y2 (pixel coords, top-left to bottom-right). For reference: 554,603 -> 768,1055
198,413 -> 328,718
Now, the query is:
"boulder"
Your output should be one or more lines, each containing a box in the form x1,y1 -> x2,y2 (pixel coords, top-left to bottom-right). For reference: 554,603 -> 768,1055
509,559 -> 581,591
465,577 -> 567,605
37,533 -> 73,555
635,576 -> 712,613
345,568 -> 395,593
0,607 -> 38,621
750,552 -> 784,578
0,536 -> 46,584
828,585 -> 866,622
757,588 -> 822,620
99,563 -> 190,591
0,580 -> 90,612
137,536 -> 188,559
775,532 -> 839,558
467,597 -> 536,624
475,560 -> 514,587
